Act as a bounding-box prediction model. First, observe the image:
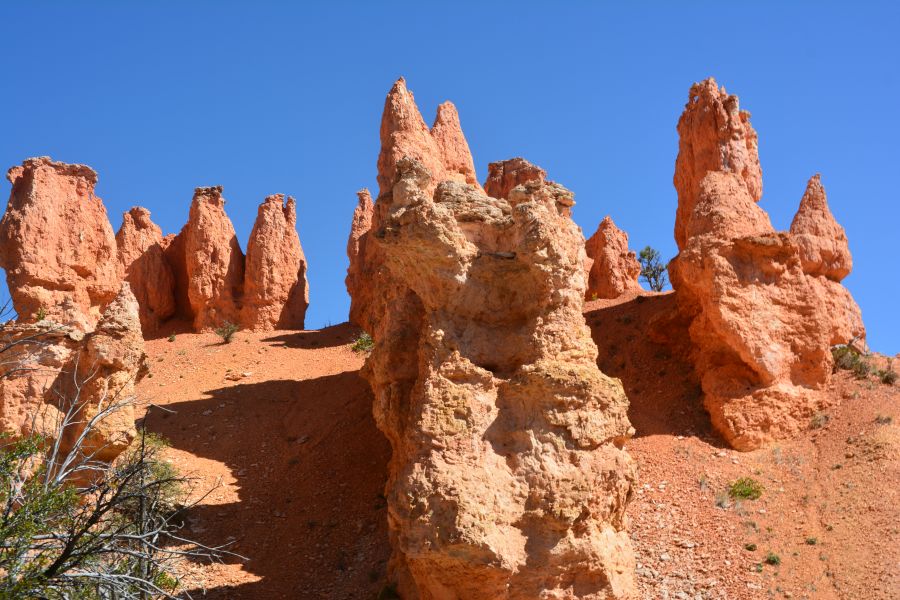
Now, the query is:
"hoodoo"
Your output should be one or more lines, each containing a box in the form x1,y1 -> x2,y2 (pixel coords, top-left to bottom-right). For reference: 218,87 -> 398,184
0,157 -> 122,331
668,78 -> 865,450
348,79 -> 638,599
116,207 -> 176,334
584,216 -> 642,300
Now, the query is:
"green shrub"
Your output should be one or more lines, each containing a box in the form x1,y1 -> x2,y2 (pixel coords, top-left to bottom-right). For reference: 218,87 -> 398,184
744,543 -> 757,551
215,321 -> 239,343
831,345 -> 871,379
728,477 -> 764,500
638,246 -> 668,292
351,332 -> 375,353
764,552 -> 781,566
168,333 -> 177,342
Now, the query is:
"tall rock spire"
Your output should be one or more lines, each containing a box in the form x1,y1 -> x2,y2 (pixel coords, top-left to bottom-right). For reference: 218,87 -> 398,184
790,174 -> 852,281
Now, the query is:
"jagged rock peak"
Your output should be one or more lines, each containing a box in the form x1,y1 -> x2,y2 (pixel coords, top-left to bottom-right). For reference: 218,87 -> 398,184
377,77 -> 479,196
673,77 -> 762,249
789,174 -> 852,281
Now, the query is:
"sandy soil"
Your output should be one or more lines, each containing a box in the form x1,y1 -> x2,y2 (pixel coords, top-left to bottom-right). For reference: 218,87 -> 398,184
136,296 -> 899,599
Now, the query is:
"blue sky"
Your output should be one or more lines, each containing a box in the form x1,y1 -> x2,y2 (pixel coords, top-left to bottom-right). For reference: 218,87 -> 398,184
1,2 -> 897,353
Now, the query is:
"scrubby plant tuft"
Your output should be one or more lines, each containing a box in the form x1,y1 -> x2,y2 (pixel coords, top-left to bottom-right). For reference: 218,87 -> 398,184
215,321 -> 239,343
764,552 -> 781,566
728,477 -> 764,500
831,345 -> 871,379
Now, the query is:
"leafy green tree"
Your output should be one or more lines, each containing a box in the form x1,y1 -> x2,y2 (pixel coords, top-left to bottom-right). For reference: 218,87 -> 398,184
638,246 -> 668,292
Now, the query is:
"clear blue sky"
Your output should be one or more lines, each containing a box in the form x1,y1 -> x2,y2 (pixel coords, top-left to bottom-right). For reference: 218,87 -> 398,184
1,2 -> 897,353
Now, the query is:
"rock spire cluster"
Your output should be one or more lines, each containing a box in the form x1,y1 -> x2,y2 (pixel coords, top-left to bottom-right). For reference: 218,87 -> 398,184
0,157 -> 309,335
668,78 -> 864,450
347,79 -> 638,599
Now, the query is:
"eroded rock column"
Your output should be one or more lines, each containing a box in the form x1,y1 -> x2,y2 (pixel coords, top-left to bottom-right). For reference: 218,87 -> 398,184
350,79 -> 637,599
668,78 -> 865,450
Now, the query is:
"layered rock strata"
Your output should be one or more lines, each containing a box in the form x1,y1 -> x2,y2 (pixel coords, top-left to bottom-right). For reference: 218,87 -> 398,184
584,216 -> 642,300
350,80 -> 637,599
0,157 -> 122,331
669,78 -> 865,450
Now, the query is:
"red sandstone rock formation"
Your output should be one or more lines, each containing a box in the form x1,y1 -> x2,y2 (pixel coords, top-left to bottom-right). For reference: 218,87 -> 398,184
116,207 -> 176,334
584,216 -> 642,300
242,194 -> 308,330
0,157 -> 122,331
377,78 -> 480,196
669,79 -> 865,450
180,186 -> 245,330
345,189 -> 379,329
350,80 -> 637,598
482,157 -> 547,200
0,283 -> 146,464
673,79 -> 762,250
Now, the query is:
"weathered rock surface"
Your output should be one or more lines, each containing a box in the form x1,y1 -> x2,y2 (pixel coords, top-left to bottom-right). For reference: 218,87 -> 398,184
0,283 -> 146,464
242,194 -> 308,330
180,186 -> 245,330
0,157 -> 122,330
66,283 -> 148,461
352,82 -> 637,598
669,79 -> 865,451
116,207 -> 176,334
377,78 -> 480,196
584,216 -> 642,300
482,157 -> 547,200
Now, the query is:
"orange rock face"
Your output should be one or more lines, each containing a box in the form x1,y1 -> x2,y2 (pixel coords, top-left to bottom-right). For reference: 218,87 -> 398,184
180,186 -> 245,330
242,194 -> 308,330
0,157 -> 122,330
377,78 -> 480,196
116,207 -> 176,334
482,157 -> 547,200
584,216 -> 642,300
669,79 -> 865,450
351,81 -> 637,599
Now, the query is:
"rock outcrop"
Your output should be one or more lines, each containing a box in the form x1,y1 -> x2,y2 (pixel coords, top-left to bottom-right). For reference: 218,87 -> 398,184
0,157 -> 122,331
116,207 -> 176,334
584,216 -> 642,300
350,80 -> 637,599
483,157 -> 547,200
0,283 -> 147,464
377,77 -> 480,196
179,186 -> 245,330
669,78 -> 865,450
242,194 -> 308,330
